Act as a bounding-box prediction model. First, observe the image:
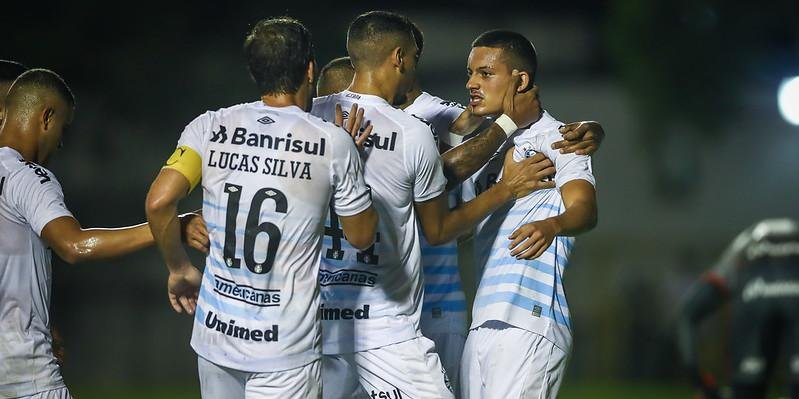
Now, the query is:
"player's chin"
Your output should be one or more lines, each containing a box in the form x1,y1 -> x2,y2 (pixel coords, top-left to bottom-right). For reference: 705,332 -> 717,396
469,104 -> 496,118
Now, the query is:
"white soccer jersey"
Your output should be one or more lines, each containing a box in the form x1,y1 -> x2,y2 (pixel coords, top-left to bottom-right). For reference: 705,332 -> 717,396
404,92 -> 467,334
312,90 -> 447,354
462,111 -> 595,350
0,147 -> 73,398
404,91 -> 466,148
178,102 -> 372,372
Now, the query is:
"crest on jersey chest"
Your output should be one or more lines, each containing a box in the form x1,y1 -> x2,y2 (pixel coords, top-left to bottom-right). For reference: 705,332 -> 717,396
517,135 -> 546,158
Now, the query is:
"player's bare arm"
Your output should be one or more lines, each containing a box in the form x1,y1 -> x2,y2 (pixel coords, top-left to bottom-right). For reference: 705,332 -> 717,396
416,148 -> 555,245
41,217 -> 151,264
146,167 -> 202,315
676,278 -> 727,399
40,209 -> 202,264
339,206 -> 378,250
507,179 -> 597,259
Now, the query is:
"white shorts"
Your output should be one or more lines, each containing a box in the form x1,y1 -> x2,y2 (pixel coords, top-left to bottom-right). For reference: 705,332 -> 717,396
460,322 -> 569,399
323,336 -> 454,399
321,352 -> 369,399
424,331 -> 466,397
16,387 -> 72,399
198,356 -> 320,399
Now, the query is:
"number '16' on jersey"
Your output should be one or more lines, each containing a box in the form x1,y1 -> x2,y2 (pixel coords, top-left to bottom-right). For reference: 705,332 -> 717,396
171,102 -> 371,372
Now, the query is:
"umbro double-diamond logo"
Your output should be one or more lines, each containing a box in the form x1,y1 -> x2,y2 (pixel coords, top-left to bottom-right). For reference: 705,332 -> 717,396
257,115 -> 275,124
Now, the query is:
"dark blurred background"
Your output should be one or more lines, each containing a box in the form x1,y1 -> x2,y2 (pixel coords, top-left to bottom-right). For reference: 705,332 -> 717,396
3,0 -> 799,397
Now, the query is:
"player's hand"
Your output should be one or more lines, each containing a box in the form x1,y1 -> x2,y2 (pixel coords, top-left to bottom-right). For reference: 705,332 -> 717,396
499,147 -> 556,199
335,103 -> 373,150
551,121 -> 604,155
501,70 -> 541,128
179,212 -> 209,254
167,264 -> 202,315
508,219 -> 559,259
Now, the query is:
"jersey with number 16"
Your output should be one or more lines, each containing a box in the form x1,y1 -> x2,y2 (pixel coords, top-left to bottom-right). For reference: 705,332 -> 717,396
167,101 -> 372,373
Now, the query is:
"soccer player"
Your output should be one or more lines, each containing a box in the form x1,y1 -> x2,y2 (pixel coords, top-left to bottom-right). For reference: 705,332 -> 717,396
317,57 -> 354,97
0,69 -> 201,399
311,11 -> 553,399
145,17 -> 377,398
678,218 -> 799,399
0,60 -> 28,125
460,30 -> 598,399
314,34 -> 604,399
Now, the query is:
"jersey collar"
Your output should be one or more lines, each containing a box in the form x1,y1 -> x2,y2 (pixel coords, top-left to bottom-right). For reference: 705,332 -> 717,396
252,101 -> 305,114
339,90 -> 391,106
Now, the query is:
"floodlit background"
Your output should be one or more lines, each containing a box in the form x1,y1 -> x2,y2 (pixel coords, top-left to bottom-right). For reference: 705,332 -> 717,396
3,0 -> 798,397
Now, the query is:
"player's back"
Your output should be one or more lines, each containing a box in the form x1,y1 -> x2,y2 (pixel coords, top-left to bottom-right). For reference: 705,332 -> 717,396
311,91 -> 447,353
0,147 -> 71,396
725,219 -> 799,314
178,101 -> 371,372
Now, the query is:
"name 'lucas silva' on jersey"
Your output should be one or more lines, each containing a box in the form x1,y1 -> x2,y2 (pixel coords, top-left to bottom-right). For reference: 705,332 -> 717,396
206,125 -> 326,180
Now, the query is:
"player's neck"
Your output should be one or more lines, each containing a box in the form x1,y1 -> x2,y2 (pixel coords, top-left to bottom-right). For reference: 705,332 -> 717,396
397,86 -> 421,110
348,70 -> 397,104
260,88 -> 309,111
0,124 -> 37,161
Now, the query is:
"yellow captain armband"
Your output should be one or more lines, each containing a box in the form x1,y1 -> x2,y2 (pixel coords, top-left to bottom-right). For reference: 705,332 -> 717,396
163,145 -> 202,192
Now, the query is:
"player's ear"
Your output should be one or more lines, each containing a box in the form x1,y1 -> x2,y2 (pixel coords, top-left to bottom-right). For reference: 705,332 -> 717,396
42,107 -> 55,131
392,46 -> 403,69
517,71 -> 532,93
306,60 -> 315,85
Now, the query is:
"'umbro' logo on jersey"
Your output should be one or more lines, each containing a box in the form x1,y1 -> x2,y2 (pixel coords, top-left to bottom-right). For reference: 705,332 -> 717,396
257,116 -> 275,125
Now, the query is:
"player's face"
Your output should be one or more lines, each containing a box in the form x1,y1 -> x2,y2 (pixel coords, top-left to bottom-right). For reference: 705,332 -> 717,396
466,46 -> 513,117
37,100 -> 74,165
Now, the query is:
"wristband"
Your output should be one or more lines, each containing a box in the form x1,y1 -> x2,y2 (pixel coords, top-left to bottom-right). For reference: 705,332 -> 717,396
494,114 -> 518,137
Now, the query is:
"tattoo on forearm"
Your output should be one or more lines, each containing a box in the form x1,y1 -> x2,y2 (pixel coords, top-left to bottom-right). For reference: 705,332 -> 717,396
442,126 -> 505,190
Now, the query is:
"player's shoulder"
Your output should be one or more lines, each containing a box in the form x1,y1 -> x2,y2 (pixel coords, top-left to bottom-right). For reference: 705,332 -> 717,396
0,148 -> 61,190
376,102 -> 432,137
312,93 -> 345,112
421,91 -> 465,111
406,92 -> 463,115
528,111 -> 563,137
299,109 -> 348,139
750,218 -> 799,241
512,111 -> 574,161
